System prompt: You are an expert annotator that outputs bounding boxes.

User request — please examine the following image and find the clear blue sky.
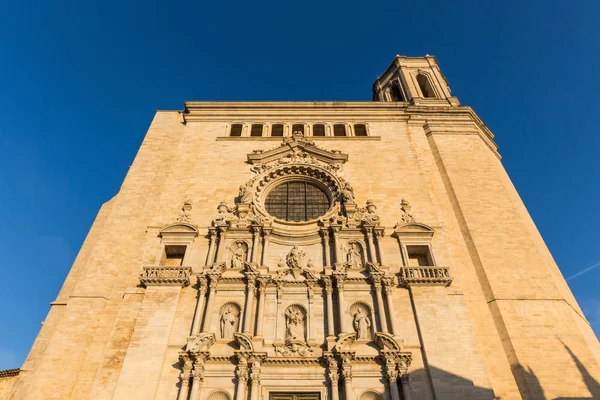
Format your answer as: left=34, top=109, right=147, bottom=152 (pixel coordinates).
left=1, top=1, right=599, bottom=370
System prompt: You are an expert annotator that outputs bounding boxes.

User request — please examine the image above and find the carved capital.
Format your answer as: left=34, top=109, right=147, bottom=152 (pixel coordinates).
left=341, top=354, right=353, bottom=383
left=382, top=277, right=396, bottom=294
left=335, top=277, right=345, bottom=291
left=326, top=356, right=339, bottom=384
left=371, top=275, right=382, bottom=289
left=322, top=276, right=333, bottom=294
left=197, top=276, right=208, bottom=294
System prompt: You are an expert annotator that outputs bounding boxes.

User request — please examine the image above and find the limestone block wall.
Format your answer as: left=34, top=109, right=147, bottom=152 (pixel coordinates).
left=11, top=102, right=600, bottom=400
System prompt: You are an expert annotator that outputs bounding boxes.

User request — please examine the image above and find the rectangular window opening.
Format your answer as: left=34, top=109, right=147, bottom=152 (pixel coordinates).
left=292, top=124, right=305, bottom=135
left=354, top=124, right=367, bottom=136
left=250, top=124, right=263, bottom=137
left=406, top=245, right=433, bottom=267
left=230, top=124, right=243, bottom=137
left=271, top=124, right=284, bottom=136
left=333, top=124, right=346, bottom=136
left=312, top=124, right=325, bottom=136
left=160, top=245, right=187, bottom=266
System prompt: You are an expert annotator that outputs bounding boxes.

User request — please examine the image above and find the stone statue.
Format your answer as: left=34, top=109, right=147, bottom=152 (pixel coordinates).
left=341, top=181, right=355, bottom=203
left=286, top=245, right=305, bottom=269
left=231, top=243, right=246, bottom=269
left=177, top=201, right=192, bottom=223
left=347, top=243, right=363, bottom=269
left=353, top=308, right=371, bottom=339
left=220, top=306, right=237, bottom=339
left=238, top=182, right=253, bottom=203
left=285, top=307, right=305, bottom=341
left=399, top=199, right=415, bottom=223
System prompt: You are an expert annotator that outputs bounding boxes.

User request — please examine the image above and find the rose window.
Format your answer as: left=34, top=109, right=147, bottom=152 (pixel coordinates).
left=265, top=181, right=330, bottom=222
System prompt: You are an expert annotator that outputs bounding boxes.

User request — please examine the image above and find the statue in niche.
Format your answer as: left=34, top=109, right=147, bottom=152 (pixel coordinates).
left=353, top=308, right=371, bottom=339
left=231, top=243, right=246, bottom=269
left=286, top=245, right=305, bottom=270
left=347, top=243, right=363, bottom=269
left=285, top=307, right=305, bottom=341
left=220, top=306, right=237, bottom=339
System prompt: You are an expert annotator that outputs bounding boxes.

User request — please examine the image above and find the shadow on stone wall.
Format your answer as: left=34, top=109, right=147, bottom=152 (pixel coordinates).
left=512, top=342, right=600, bottom=400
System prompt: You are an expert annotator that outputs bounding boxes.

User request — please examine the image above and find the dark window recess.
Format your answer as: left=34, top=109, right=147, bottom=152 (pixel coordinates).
left=354, top=124, right=367, bottom=136
left=160, top=245, right=187, bottom=266
left=250, top=124, right=263, bottom=137
left=333, top=124, right=346, bottom=136
left=271, top=124, right=284, bottom=136
left=312, top=124, right=325, bottom=136
left=390, top=84, right=404, bottom=101
left=230, top=124, right=243, bottom=137
left=292, top=124, right=305, bottom=134
left=417, top=74, right=436, bottom=98
left=265, top=181, right=330, bottom=222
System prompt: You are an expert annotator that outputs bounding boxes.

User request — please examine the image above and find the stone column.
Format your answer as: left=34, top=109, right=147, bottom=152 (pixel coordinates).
left=382, top=277, right=399, bottom=336
left=335, top=275, right=350, bottom=333
left=206, top=228, right=217, bottom=266
left=189, top=359, right=205, bottom=400
left=251, top=226, right=261, bottom=264
left=332, top=227, right=342, bottom=264
left=177, top=355, right=193, bottom=400
left=365, top=229, right=377, bottom=264
left=191, top=277, right=208, bottom=335
left=275, top=282, right=284, bottom=344
left=400, top=375, right=412, bottom=400
left=255, top=277, right=268, bottom=337
left=322, top=229, right=331, bottom=266
left=326, top=356, right=340, bottom=400
left=235, top=356, right=249, bottom=400
left=384, top=356, right=400, bottom=400
left=249, top=359, right=261, bottom=400
left=306, top=281, right=315, bottom=342
left=323, top=277, right=335, bottom=337
left=243, top=275, right=258, bottom=334
left=216, top=227, right=228, bottom=263
left=372, top=276, right=388, bottom=333
left=201, top=275, right=219, bottom=332
left=374, top=229, right=385, bottom=265
left=261, top=229, right=272, bottom=265
left=341, top=355, right=353, bottom=400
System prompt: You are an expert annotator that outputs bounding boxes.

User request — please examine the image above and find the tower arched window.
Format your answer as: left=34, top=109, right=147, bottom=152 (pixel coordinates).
left=389, top=83, right=404, bottom=101
left=417, top=74, right=436, bottom=98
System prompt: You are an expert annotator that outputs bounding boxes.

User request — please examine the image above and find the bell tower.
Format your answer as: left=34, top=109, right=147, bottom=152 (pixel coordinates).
left=372, top=55, right=460, bottom=106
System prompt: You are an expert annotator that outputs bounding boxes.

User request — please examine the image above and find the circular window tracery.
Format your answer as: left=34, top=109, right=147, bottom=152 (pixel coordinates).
left=265, top=181, right=331, bottom=222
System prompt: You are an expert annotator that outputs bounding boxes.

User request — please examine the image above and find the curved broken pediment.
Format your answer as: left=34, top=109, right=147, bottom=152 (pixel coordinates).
left=160, top=222, right=199, bottom=236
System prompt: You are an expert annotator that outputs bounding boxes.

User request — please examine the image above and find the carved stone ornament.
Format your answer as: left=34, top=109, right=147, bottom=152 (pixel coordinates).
left=177, top=201, right=193, bottom=223
left=274, top=340, right=316, bottom=357
left=275, top=246, right=320, bottom=281
left=341, top=199, right=381, bottom=229
left=139, top=266, right=192, bottom=287
left=395, top=198, right=415, bottom=226
left=186, top=333, right=216, bottom=353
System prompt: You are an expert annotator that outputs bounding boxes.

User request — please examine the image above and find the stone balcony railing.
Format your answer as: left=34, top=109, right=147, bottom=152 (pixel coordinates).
left=399, top=266, right=452, bottom=287
left=139, top=266, right=192, bottom=287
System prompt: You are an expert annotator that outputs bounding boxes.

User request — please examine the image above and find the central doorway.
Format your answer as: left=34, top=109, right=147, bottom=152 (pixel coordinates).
left=269, top=393, right=320, bottom=400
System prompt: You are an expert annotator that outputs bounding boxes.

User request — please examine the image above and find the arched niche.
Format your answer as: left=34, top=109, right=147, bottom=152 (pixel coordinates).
left=349, top=301, right=374, bottom=341
left=416, top=72, right=436, bottom=98
left=359, top=390, right=383, bottom=400
left=284, top=304, right=307, bottom=342
left=228, top=240, right=250, bottom=269
left=343, top=240, right=366, bottom=270
left=206, top=390, right=232, bottom=400
left=219, top=302, right=241, bottom=340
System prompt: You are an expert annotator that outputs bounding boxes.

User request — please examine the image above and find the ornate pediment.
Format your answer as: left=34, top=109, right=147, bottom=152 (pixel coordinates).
left=247, top=132, right=348, bottom=166
left=375, top=332, right=404, bottom=352
left=186, top=333, right=215, bottom=353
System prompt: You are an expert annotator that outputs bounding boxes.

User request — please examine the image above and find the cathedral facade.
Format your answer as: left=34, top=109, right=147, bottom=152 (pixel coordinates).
left=7, top=56, right=600, bottom=400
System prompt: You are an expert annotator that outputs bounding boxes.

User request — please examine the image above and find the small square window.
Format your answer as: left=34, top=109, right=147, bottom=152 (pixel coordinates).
left=406, top=245, right=433, bottom=267
left=313, top=124, right=325, bottom=136
left=292, top=124, right=304, bottom=135
left=333, top=124, right=346, bottom=137
left=230, top=124, right=243, bottom=137
left=271, top=124, right=284, bottom=136
left=250, top=124, right=263, bottom=137
left=354, top=124, right=367, bottom=136
left=160, top=245, right=187, bottom=266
